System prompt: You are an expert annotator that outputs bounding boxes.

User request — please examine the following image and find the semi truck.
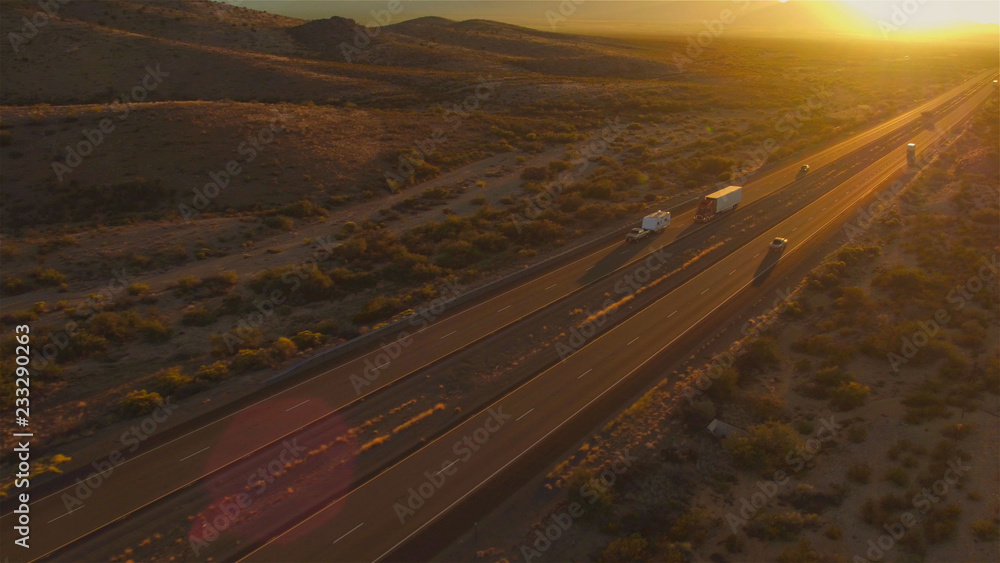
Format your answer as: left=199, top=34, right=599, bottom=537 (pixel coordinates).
left=625, top=211, right=671, bottom=242
left=906, top=143, right=916, bottom=166
left=694, top=185, right=742, bottom=222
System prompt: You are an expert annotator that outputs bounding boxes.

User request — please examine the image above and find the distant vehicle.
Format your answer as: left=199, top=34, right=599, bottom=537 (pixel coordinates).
left=906, top=143, right=916, bottom=166
left=800, top=164, right=810, bottom=173
left=994, top=79, right=998, bottom=87
left=641, top=210, right=671, bottom=232
left=769, top=237, right=788, bottom=252
left=625, top=227, right=651, bottom=243
left=695, top=185, right=742, bottom=222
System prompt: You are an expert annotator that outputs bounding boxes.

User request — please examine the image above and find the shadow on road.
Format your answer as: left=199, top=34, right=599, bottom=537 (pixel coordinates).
left=752, top=251, right=783, bottom=286
left=578, top=235, right=658, bottom=284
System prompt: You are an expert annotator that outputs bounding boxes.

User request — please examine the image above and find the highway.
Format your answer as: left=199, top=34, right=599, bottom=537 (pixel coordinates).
left=4, top=69, right=994, bottom=562
left=241, top=78, right=997, bottom=562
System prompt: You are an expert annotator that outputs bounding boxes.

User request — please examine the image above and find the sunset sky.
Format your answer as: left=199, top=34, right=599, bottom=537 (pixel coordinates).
left=229, top=1, right=1000, bottom=37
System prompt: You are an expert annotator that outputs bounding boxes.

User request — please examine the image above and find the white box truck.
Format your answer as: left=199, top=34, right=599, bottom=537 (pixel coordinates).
left=695, top=185, right=742, bottom=222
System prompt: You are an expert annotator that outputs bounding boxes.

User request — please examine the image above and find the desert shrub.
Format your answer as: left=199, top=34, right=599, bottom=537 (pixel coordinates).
left=421, top=186, right=450, bottom=201
left=903, top=388, right=950, bottom=423
left=196, top=361, right=230, bottom=381
left=231, top=348, right=271, bottom=373
left=830, top=381, right=870, bottom=410
left=118, top=390, right=163, bottom=418
left=847, top=426, right=868, bottom=443
left=747, top=511, right=819, bottom=541
left=201, top=271, right=239, bottom=295
left=724, top=534, right=745, bottom=553
left=667, top=509, right=712, bottom=546
left=127, top=283, right=151, bottom=296
left=574, top=203, right=615, bottom=222
left=182, top=306, right=217, bottom=326
left=139, top=316, right=172, bottom=343
left=776, top=539, right=823, bottom=563
left=941, top=423, right=973, bottom=440
left=791, top=333, right=851, bottom=365
left=847, top=461, right=872, bottom=483
left=291, top=331, right=324, bottom=350
left=706, top=366, right=740, bottom=402
left=598, top=534, right=650, bottom=563
left=725, top=422, right=803, bottom=473
left=923, top=503, right=962, bottom=543
left=971, top=519, right=1000, bottom=541
left=248, top=265, right=333, bottom=302
left=270, top=337, right=297, bottom=361
left=151, top=367, right=194, bottom=396
left=871, top=266, right=936, bottom=297
left=687, top=398, right=716, bottom=425
left=355, top=295, right=407, bottom=324
left=516, top=219, right=564, bottom=247
left=836, top=245, right=880, bottom=266
left=89, top=311, right=136, bottom=342
left=2, top=276, right=25, bottom=295
left=834, top=286, right=870, bottom=310
left=743, top=392, right=786, bottom=421
left=264, top=215, right=295, bottom=230
left=565, top=466, right=612, bottom=509
left=62, top=332, right=109, bottom=361
left=174, top=275, right=201, bottom=295
left=520, top=166, right=548, bottom=181
left=330, top=266, right=378, bottom=289
left=278, top=199, right=328, bottom=218
left=734, top=337, right=779, bottom=376
left=885, top=466, right=908, bottom=487
left=1, top=309, right=37, bottom=325
left=434, top=240, right=482, bottom=269
left=34, top=267, right=66, bottom=286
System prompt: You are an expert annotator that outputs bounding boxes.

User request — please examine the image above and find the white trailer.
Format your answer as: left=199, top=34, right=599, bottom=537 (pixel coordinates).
left=641, top=210, right=671, bottom=232
left=695, top=185, right=743, bottom=222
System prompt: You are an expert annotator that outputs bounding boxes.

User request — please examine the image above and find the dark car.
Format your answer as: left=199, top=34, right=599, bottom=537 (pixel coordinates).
left=800, top=164, right=810, bottom=173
